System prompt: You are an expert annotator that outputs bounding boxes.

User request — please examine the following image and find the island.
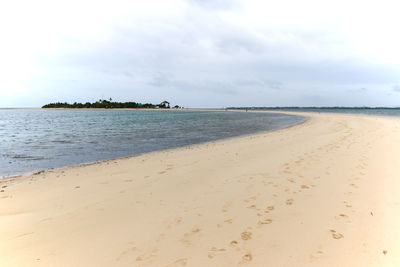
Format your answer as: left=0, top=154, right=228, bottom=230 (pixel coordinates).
left=42, top=99, right=181, bottom=109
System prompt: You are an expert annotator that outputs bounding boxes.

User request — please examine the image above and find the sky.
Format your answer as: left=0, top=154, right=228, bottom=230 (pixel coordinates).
left=1, top=0, right=400, bottom=108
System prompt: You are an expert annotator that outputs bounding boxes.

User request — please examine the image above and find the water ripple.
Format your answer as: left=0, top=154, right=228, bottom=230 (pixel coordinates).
left=0, top=110, right=305, bottom=177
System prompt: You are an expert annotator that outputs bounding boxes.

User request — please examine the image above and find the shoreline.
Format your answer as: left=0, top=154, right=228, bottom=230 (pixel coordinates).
left=3, top=107, right=400, bottom=119
left=1, top=112, right=400, bottom=266
left=0, top=110, right=307, bottom=181
left=4, top=107, right=399, bottom=182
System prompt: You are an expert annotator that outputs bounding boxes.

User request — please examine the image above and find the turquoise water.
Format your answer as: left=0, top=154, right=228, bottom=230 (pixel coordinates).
left=0, top=110, right=305, bottom=177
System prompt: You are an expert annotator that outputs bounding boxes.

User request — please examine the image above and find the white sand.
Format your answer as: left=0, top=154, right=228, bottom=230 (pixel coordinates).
left=1, top=111, right=400, bottom=266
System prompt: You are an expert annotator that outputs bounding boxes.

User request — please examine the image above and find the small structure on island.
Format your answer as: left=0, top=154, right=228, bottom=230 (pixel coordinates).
left=159, top=101, right=170, bottom=108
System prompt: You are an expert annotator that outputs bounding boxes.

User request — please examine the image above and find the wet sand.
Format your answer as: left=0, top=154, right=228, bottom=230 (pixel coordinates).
left=1, top=111, right=400, bottom=266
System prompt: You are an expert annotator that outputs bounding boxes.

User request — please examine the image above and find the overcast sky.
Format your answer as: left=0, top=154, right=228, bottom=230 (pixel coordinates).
left=1, top=0, right=400, bottom=108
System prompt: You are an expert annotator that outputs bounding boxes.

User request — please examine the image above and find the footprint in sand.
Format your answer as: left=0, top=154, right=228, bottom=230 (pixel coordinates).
left=39, top=217, right=53, bottom=223
left=181, top=227, right=201, bottom=245
left=230, top=240, right=239, bottom=246
left=266, top=205, right=274, bottom=211
left=15, top=232, right=34, bottom=239
left=241, top=232, right=252, bottom=241
left=224, top=219, right=233, bottom=224
left=350, top=183, right=358, bottom=188
left=344, top=203, right=352, bottom=208
left=156, top=233, right=166, bottom=242
left=184, top=227, right=201, bottom=237
left=301, top=185, right=310, bottom=189
left=229, top=240, right=242, bottom=251
left=167, top=216, right=182, bottom=229
left=221, top=201, right=232, bottom=212
left=208, top=247, right=226, bottom=259
left=135, top=247, right=158, bottom=262
left=167, top=258, right=188, bottom=266
left=330, top=230, right=344, bottom=239
left=116, top=247, right=137, bottom=261
left=258, top=218, right=272, bottom=225
left=309, top=250, right=324, bottom=260
left=286, top=199, right=294, bottom=205
left=241, top=253, right=253, bottom=262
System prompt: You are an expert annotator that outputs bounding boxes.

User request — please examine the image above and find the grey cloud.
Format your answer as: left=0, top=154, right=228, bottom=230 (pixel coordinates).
left=393, top=85, right=400, bottom=92
left=149, top=73, right=237, bottom=95
left=186, top=0, right=240, bottom=10
left=265, top=80, right=283, bottom=90
left=42, top=11, right=400, bottom=88
left=216, top=35, right=267, bottom=55
left=150, top=73, right=172, bottom=87
left=233, top=79, right=284, bottom=90
left=345, top=87, right=368, bottom=93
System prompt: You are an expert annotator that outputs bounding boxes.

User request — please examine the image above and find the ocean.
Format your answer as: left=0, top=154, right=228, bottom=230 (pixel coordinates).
left=0, top=109, right=305, bottom=178
left=256, top=107, right=400, bottom=117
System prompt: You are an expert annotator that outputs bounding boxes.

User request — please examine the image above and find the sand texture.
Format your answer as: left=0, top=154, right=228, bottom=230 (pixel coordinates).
left=1, top=112, right=400, bottom=266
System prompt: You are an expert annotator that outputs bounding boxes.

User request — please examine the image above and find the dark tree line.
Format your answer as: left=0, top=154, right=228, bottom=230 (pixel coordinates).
left=42, top=99, right=180, bottom=109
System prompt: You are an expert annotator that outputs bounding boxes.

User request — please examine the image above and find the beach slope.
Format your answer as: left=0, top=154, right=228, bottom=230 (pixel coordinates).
left=1, top=112, right=400, bottom=266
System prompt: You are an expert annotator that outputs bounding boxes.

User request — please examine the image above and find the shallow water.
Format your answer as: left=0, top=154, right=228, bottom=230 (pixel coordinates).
left=0, top=110, right=305, bottom=177
left=259, top=107, right=400, bottom=117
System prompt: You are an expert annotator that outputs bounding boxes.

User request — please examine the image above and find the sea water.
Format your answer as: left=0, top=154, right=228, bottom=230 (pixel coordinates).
left=259, top=107, right=400, bottom=117
left=0, top=109, right=305, bottom=177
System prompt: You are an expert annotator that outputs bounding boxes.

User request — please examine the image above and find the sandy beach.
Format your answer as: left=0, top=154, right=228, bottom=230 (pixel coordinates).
left=1, top=111, right=400, bottom=266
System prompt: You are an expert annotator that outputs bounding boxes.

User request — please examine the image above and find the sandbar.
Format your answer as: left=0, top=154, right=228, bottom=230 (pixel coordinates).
left=1, top=111, right=400, bottom=266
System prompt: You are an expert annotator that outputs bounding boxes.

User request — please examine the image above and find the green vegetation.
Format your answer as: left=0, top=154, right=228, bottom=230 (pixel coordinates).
left=42, top=99, right=181, bottom=109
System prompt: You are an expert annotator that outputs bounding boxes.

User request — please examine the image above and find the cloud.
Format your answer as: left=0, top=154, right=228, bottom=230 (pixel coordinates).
left=186, top=0, right=240, bottom=10
left=393, top=85, right=400, bottom=92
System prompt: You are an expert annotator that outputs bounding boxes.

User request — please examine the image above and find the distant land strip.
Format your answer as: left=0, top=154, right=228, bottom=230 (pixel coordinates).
left=42, top=99, right=181, bottom=109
